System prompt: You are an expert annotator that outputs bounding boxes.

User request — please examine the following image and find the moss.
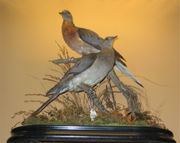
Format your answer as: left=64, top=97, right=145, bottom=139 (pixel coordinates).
left=21, top=109, right=162, bottom=128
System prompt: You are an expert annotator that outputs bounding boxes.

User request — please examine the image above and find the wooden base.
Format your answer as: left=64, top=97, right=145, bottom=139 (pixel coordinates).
left=7, top=125, right=176, bottom=143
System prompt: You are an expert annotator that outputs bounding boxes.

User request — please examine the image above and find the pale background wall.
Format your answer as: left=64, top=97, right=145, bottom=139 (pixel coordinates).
left=0, top=0, right=179, bottom=142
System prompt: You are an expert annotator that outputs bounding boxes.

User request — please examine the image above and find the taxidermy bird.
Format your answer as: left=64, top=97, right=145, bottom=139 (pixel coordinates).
left=32, top=36, right=116, bottom=116
left=59, top=10, right=143, bottom=87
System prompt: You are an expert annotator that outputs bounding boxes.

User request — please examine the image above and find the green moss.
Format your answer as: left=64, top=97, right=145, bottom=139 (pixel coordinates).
left=134, top=120, right=149, bottom=126
left=22, top=113, right=154, bottom=127
left=20, top=104, right=163, bottom=128
left=23, top=117, right=45, bottom=125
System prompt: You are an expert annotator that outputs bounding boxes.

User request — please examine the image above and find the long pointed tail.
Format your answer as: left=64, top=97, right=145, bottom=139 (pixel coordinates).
left=32, top=85, right=68, bottom=116
left=115, top=60, right=144, bottom=87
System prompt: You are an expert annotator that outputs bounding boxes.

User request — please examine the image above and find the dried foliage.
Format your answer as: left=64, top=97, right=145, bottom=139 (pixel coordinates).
left=12, top=44, right=165, bottom=129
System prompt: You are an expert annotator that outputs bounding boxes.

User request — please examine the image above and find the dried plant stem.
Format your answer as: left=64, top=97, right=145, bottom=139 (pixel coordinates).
left=107, top=76, right=116, bottom=109
left=52, top=57, right=80, bottom=64
left=109, top=70, right=141, bottom=113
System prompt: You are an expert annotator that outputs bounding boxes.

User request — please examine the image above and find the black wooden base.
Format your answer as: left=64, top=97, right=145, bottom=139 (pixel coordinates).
left=7, top=125, right=176, bottom=143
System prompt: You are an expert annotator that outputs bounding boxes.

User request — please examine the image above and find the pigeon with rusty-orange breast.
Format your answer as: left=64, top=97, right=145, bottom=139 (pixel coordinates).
left=59, top=10, right=143, bottom=87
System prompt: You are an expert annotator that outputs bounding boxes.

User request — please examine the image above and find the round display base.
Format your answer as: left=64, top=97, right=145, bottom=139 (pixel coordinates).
left=7, top=125, right=176, bottom=143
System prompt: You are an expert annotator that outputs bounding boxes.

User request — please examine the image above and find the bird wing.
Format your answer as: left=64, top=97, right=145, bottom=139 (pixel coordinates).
left=114, top=50, right=127, bottom=67
left=78, top=28, right=126, bottom=64
left=114, top=49, right=126, bottom=62
left=77, top=28, right=104, bottom=50
left=66, top=53, right=97, bottom=75
left=47, top=54, right=97, bottom=96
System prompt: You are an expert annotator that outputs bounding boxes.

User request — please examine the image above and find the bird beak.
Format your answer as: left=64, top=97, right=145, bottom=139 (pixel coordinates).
left=113, top=35, right=118, bottom=39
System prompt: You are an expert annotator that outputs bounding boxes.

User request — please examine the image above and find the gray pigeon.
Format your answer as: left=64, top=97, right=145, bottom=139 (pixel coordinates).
left=32, top=36, right=116, bottom=116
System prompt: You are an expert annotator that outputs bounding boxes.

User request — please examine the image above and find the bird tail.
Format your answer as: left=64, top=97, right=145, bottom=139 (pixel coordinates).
left=32, top=83, right=68, bottom=116
left=115, top=60, right=144, bottom=87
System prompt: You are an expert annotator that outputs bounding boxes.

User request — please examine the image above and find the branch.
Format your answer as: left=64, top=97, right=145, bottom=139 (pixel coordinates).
left=51, top=57, right=80, bottom=64
left=108, top=70, right=141, bottom=113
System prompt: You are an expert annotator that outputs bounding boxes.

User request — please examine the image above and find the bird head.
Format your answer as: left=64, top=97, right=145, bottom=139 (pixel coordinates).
left=59, top=10, right=73, bottom=22
left=104, top=36, right=118, bottom=47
